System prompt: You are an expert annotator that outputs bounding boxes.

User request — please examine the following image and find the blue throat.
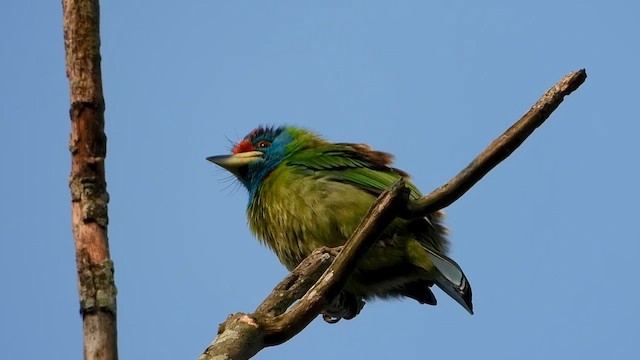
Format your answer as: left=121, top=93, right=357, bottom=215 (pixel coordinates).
left=243, top=129, right=294, bottom=203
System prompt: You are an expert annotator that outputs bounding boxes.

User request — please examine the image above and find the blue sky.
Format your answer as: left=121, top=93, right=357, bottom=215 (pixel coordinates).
left=1, top=1, right=639, bottom=359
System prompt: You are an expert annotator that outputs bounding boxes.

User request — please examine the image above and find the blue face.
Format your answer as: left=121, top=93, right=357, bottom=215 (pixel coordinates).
left=234, top=126, right=294, bottom=195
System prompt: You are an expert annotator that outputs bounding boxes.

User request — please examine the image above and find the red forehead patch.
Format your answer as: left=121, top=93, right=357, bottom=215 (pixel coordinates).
left=232, top=139, right=255, bottom=154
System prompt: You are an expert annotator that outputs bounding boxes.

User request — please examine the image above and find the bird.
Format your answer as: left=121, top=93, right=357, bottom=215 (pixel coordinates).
left=207, top=125, right=473, bottom=320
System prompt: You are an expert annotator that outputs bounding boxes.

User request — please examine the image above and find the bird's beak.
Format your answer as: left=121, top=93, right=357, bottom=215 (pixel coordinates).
left=206, top=151, right=263, bottom=177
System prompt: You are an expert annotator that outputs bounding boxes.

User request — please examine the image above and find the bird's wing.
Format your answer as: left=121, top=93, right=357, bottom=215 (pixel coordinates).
left=287, top=143, right=449, bottom=253
left=287, top=143, right=422, bottom=199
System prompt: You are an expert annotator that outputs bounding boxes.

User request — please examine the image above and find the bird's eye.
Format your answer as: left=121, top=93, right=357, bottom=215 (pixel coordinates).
left=256, top=140, right=271, bottom=149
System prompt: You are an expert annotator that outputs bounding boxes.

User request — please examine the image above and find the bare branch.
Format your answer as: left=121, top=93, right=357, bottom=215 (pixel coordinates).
left=199, top=69, right=587, bottom=360
left=255, top=249, right=335, bottom=318
left=63, top=0, right=118, bottom=359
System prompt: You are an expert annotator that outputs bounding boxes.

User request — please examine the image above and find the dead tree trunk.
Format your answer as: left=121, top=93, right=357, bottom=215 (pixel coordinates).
left=62, top=1, right=118, bottom=359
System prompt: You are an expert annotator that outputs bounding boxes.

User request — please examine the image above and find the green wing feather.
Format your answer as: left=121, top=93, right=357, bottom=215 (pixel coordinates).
left=286, top=143, right=422, bottom=199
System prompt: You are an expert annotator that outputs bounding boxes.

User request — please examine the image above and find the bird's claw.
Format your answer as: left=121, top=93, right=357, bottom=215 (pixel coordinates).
left=322, top=313, right=342, bottom=324
left=321, top=291, right=365, bottom=324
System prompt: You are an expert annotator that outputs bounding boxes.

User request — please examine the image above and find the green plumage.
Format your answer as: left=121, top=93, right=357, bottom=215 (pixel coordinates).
left=208, top=126, right=473, bottom=317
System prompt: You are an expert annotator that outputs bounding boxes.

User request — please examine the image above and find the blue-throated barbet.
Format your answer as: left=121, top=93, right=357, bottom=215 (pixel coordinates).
left=207, top=126, right=473, bottom=317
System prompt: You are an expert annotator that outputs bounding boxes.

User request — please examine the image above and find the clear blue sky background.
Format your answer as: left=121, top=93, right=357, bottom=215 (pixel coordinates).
left=1, top=1, right=638, bottom=359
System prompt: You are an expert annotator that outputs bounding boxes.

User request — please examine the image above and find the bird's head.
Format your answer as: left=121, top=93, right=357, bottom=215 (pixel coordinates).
left=207, top=125, right=317, bottom=193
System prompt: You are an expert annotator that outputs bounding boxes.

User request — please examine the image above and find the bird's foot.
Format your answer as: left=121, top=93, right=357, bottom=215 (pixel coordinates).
left=321, top=291, right=365, bottom=324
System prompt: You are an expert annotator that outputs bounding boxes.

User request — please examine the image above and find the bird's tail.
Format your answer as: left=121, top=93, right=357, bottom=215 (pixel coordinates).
left=424, top=247, right=474, bottom=314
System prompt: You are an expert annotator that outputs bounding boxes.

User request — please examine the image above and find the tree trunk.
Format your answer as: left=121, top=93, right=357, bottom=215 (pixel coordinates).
left=62, top=1, right=118, bottom=359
